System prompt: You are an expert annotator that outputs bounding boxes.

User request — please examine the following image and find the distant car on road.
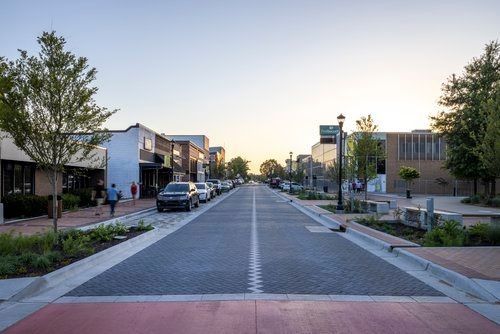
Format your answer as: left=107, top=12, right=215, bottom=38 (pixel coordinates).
left=157, top=182, right=200, bottom=212
left=195, top=182, right=211, bottom=203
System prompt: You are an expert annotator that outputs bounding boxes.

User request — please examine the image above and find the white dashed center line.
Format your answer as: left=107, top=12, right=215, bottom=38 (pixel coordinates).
left=248, top=187, right=263, bottom=293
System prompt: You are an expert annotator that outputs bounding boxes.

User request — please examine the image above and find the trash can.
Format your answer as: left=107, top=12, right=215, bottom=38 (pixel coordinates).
left=323, top=186, right=328, bottom=193
left=48, top=195, right=62, bottom=218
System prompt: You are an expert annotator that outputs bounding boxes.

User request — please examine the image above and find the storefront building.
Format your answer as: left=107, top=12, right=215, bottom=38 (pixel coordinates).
left=0, top=132, right=106, bottom=200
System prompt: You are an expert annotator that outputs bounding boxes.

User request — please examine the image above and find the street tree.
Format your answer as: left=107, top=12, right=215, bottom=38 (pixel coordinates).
left=210, top=160, right=226, bottom=179
left=227, top=156, right=250, bottom=179
left=0, top=31, right=116, bottom=233
left=260, top=159, right=285, bottom=179
left=399, top=166, right=420, bottom=198
left=480, top=86, right=500, bottom=195
left=350, top=114, right=384, bottom=200
left=431, top=40, right=500, bottom=195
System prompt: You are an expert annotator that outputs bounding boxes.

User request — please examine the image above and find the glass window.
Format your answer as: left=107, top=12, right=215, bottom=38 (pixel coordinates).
left=14, top=164, right=22, bottom=194
left=426, top=135, right=432, bottom=160
left=398, top=134, right=405, bottom=160
left=433, top=135, right=440, bottom=160
left=3, top=162, right=13, bottom=195
left=24, top=165, right=33, bottom=194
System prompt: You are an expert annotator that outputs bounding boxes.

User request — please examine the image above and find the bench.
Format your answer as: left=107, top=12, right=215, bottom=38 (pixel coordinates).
left=403, top=207, right=463, bottom=230
left=361, top=200, right=390, bottom=214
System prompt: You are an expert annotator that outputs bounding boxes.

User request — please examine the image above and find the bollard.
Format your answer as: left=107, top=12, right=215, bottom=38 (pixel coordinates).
left=426, top=198, right=434, bottom=231
left=0, top=203, right=3, bottom=224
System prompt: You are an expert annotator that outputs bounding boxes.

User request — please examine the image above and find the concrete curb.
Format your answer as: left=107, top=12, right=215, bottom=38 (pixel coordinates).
left=272, top=190, right=341, bottom=230
left=79, top=207, right=156, bottom=231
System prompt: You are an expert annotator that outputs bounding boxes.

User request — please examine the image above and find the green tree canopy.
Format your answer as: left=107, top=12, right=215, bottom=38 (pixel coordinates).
left=431, top=40, right=499, bottom=195
left=0, top=31, right=116, bottom=232
left=259, top=159, right=285, bottom=178
left=227, top=156, right=250, bottom=179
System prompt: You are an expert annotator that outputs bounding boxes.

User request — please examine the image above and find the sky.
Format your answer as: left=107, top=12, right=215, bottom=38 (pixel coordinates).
left=1, top=1, right=499, bottom=173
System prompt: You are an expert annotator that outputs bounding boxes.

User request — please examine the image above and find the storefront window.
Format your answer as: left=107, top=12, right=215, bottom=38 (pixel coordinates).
left=1, top=161, right=35, bottom=196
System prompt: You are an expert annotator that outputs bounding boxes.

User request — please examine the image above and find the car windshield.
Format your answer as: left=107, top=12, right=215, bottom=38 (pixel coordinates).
left=195, top=183, right=206, bottom=189
left=164, top=183, right=189, bottom=192
left=207, top=179, right=220, bottom=184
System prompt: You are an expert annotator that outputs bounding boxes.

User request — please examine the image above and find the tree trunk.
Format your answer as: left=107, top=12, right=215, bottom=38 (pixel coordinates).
left=491, top=179, right=496, bottom=197
left=473, top=179, right=477, bottom=195
left=52, top=169, right=58, bottom=233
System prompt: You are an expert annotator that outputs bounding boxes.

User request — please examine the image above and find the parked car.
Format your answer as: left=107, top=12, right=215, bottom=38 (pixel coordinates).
left=282, top=182, right=304, bottom=192
left=206, top=181, right=217, bottom=198
left=220, top=181, right=231, bottom=192
left=270, top=178, right=281, bottom=188
left=195, top=182, right=211, bottom=203
left=206, top=179, right=222, bottom=195
left=157, top=182, right=200, bottom=212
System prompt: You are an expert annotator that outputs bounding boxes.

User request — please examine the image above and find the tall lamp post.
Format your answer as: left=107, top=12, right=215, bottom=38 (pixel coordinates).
left=170, top=140, right=175, bottom=183
left=336, top=114, right=345, bottom=212
left=289, top=151, right=293, bottom=194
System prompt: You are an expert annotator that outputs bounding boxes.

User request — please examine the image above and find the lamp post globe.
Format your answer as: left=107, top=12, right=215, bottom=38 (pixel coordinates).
left=336, top=114, right=345, bottom=212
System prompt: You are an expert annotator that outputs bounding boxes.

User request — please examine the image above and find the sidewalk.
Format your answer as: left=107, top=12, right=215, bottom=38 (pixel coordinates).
left=0, top=199, right=156, bottom=236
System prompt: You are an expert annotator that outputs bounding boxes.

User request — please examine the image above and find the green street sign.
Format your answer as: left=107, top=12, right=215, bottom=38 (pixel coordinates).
left=320, top=125, right=339, bottom=136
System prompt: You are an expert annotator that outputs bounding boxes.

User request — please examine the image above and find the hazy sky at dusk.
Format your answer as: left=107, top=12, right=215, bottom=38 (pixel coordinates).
left=1, top=1, right=499, bottom=172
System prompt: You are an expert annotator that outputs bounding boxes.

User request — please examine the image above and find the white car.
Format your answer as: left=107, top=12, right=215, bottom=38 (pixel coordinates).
left=282, top=182, right=303, bottom=192
left=195, top=183, right=211, bottom=202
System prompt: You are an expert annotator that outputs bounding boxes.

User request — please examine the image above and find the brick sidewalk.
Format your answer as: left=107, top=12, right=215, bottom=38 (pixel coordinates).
left=0, top=199, right=156, bottom=235
left=407, top=247, right=500, bottom=281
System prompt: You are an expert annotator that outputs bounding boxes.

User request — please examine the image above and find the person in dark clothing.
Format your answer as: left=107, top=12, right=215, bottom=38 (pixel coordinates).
left=92, top=179, right=106, bottom=216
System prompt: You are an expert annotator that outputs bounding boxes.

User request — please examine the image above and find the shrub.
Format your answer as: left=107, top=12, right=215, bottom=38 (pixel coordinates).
left=32, top=254, right=52, bottom=271
left=62, top=235, right=93, bottom=258
left=491, top=196, right=500, bottom=207
left=470, top=195, right=481, bottom=204
left=110, top=222, right=129, bottom=235
left=3, top=194, right=48, bottom=219
left=0, top=255, right=19, bottom=276
left=137, top=220, right=154, bottom=232
left=62, top=193, right=80, bottom=211
left=18, top=252, right=38, bottom=267
left=461, top=197, right=471, bottom=204
left=67, top=188, right=96, bottom=207
left=423, top=220, right=465, bottom=247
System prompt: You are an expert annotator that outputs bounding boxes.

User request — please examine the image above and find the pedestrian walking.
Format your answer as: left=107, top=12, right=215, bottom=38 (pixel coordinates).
left=107, top=183, right=119, bottom=217
left=356, top=180, right=362, bottom=193
left=92, top=179, right=106, bottom=216
left=130, top=181, right=138, bottom=206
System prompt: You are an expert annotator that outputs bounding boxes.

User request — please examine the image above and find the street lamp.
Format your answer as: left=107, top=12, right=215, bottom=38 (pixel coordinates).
left=336, top=113, right=345, bottom=212
left=170, top=139, right=175, bottom=183
left=289, top=151, right=293, bottom=194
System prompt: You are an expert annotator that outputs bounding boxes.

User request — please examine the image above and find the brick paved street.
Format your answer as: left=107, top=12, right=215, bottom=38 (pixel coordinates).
left=68, top=185, right=440, bottom=296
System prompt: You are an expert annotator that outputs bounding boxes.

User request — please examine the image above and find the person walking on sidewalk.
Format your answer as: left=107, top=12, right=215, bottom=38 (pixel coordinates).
left=92, top=179, right=106, bottom=216
left=107, top=184, right=119, bottom=217
left=130, top=181, right=138, bottom=206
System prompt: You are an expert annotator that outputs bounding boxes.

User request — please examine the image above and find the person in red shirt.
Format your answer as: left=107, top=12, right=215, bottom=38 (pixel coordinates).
left=130, top=181, right=138, bottom=206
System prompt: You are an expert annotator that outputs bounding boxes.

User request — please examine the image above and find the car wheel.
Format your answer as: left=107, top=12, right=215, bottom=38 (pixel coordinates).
left=157, top=207, right=164, bottom=212
left=186, top=200, right=192, bottom=211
